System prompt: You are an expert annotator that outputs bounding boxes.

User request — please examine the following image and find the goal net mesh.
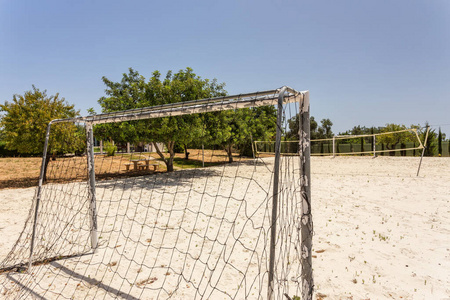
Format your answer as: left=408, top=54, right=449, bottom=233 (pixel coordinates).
left=256, top=128, right=423, bottom=157
left=0, top=89, right=312, bottom=300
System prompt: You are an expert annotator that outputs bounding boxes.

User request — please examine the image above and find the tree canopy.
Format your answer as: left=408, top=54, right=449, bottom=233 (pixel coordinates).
left=0, top=86, right=83, bottom=156
left=287, top=115, right=333, bottom=140
left=374, top=123, right=418, bottom=154
left=97, top=67, right=227, bottom=171
left=207, top=106, right=277, bottom=162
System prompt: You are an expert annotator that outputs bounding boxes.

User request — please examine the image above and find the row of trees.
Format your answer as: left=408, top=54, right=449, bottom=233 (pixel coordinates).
left=0, top=68, right=279, bottom=173
left=1, top=68, right=449, bottom=170
left=335, top=123, right=446, bottom=156
left=286, top=117, right=448, bottom=156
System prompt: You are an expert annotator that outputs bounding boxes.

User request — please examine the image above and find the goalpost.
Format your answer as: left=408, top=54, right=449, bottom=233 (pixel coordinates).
left=0, top=87, right=313, bottom=300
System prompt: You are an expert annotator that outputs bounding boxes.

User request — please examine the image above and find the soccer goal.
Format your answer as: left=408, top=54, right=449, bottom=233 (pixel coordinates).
left=0, top=87, right=313, bottom=300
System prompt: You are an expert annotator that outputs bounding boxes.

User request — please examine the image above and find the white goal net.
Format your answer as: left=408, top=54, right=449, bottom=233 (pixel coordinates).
left=0, top=87, right=313, bottom=300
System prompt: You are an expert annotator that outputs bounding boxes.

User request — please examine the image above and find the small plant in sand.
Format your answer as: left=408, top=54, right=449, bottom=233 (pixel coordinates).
left=104, top=141, right=117, bottom=156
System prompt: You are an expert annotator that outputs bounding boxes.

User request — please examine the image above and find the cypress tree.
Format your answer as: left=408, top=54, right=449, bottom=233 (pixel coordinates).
left=438, top=127, right=442, bottom=156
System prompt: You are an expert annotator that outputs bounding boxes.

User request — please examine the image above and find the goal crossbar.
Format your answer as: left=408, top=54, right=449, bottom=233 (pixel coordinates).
left=50, top=87, right=304, bottom=125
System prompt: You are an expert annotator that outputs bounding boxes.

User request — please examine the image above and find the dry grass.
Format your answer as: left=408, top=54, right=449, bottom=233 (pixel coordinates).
left=0, top=149, right=249, bottom=190
left=0, top=157, right=42, bottom=189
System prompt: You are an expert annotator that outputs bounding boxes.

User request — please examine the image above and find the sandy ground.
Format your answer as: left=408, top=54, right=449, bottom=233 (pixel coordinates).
left=0, top=156, right=449, bottom=299
left=311, top=157, right=449, bottom=299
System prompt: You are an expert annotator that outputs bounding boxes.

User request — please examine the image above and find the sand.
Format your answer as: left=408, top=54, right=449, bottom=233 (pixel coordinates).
left=0, top=156, right=449, bottom=299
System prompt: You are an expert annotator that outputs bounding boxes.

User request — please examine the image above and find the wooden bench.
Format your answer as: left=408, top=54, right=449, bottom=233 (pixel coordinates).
left=148, top=163, right=159, bottom=171
left=138, top=163, right=159, bottom=171
left=126, top=158, right=159, bottom=172
left=125, top=162, right=145, bottom=171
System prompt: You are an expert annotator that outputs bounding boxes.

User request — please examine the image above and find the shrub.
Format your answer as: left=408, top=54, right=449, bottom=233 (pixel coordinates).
left=0, top=141, right=19, bottom=157
left=104, top=141, right=117, bottom=156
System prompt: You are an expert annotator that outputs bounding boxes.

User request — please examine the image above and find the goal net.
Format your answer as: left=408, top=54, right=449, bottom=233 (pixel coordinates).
left=0, top=87, right=313, bottom=300
left=256, top=128, right=424, bottom=157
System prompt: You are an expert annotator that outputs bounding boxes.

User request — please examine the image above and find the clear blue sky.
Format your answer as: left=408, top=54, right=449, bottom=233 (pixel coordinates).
left=1, top=0, right=449, bottom=136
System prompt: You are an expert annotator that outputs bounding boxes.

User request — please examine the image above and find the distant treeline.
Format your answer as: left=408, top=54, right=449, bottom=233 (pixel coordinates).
left=286, top=116, right=449, bottom=157
left=1, top=78, right=448, bottom=160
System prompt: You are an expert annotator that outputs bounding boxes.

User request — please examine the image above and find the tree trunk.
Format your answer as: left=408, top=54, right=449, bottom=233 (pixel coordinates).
left=43, top=154, right=51, bottom=183
left=225, top=144, right=233, bottom=163
left=152, top=141, right=175, bottom=172
left=184, top=144, right=189, bottom=160
left=360, top=137, right=364, bottom=156
left=167, top=141, right=175, bottom=171
left=388, top=145, right=396, bottom=156
left=167, top=156, right=174, bottom=172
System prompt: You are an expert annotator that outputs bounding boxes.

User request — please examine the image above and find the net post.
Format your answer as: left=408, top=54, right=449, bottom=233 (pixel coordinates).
left=28, top=122, right=52, bottom=271
left=417, top=126, right=430, bottom=177
left=299, top=91, right=313, bottom=300
left=373, top=135, right=377, bottom=158
left=267, top=87, right=286, bottom=300
left=86, top=122, right=98, bottom=251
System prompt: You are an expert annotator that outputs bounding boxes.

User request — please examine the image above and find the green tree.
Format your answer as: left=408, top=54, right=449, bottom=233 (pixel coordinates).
left=286, top=115, right=324, bottom=140
left=310, top=117, right=319, bottom=139
left=421, top=123, right=437, bottom=157
left=0, top=86, right=82, bottom=155
left=98, top=68, right=227, bottom=171
left=376, top=124, right=415, bottom=156
left=0, top=86, right=83, bottom=179
left=209, top=106, right=277, bottom=162
left=318, top=118, right=333, bottom=139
